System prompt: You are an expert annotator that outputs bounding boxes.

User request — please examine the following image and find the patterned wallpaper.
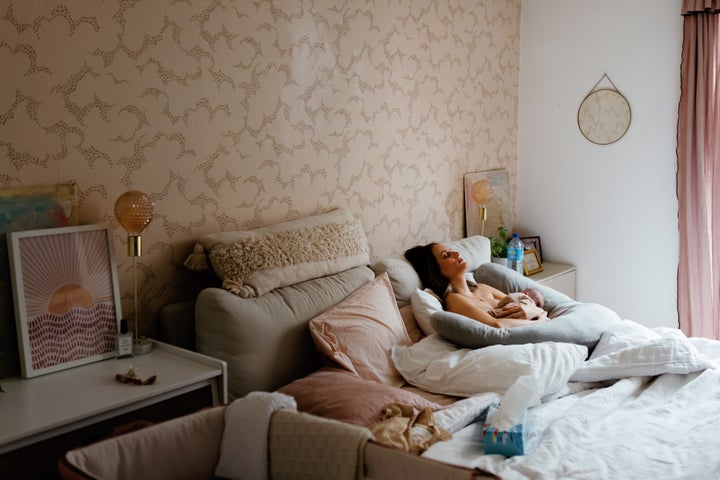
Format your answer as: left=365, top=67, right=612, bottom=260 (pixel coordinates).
left=0, top=0, right=520, bottom=338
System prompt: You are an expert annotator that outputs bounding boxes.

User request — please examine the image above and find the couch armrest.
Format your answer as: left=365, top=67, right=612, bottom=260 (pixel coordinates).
left=158, top=300, right=196, bottom=350
left=60, top=407, right=224, bottom=480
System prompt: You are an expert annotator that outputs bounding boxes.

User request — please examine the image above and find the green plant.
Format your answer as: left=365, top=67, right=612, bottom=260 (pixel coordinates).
left=488, top=225, right=510, bottom=258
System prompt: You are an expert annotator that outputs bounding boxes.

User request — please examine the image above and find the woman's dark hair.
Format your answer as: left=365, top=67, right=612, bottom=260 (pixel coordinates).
left=404, top=243, right=450, bottom=299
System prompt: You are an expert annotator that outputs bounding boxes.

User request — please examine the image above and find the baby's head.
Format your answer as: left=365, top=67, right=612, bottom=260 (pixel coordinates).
left=522, top=288, right=545, bottom=308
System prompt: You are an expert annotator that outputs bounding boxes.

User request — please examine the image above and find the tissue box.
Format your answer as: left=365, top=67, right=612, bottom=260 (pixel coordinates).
left=482, top=402, right=527, bottom=457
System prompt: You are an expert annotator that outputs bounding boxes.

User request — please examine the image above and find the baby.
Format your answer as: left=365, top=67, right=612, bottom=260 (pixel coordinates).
left=490, top=288, right=547, bottom=321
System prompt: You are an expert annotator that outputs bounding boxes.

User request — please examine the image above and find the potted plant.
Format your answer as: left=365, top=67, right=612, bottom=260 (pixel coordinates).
left=488, top=225, right=510, bottom=267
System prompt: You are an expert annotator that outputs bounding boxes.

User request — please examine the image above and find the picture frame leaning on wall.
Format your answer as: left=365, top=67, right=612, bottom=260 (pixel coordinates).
left=7, top=224, right=122, bottom=378
left=520, top=236, right=543, bottom=263
left=523, top=248, right=543, bottom=276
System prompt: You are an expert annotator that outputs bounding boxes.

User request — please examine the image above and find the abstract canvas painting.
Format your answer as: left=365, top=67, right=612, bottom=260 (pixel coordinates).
left=464, top=169, right=511, bottom=239
left=8, top=224, right=121, bottom=378
left=0, top=184, right=77, bottom=379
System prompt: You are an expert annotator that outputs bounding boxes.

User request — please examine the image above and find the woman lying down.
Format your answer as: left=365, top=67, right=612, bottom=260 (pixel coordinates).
left=405, top=242, right=547, bottom=328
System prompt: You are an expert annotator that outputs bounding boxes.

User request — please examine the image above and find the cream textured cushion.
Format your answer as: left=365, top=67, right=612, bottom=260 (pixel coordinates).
left=186, top=208, right=370, bottom=297
left=309, top=273, right=413, bottom=386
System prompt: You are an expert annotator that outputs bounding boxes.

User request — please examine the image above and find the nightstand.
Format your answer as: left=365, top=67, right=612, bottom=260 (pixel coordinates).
left=0, top=339, right=227, bottom=478
left=529, top=261, right=576, bottom=298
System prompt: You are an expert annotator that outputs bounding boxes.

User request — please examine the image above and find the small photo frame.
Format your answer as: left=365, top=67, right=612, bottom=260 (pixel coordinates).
left=524, top=248, right=543, bottom=276
left=8, top=224, right=122, bottom=378
left=520, top=236, right=543, bottom=263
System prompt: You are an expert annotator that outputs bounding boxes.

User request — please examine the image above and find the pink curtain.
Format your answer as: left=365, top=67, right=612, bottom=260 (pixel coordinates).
left=678, top=1, right=720, bottom=338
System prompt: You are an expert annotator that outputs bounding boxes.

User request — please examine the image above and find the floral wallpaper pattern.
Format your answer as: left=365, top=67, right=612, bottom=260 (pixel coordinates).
left=0, top=0, right=520, bottom=338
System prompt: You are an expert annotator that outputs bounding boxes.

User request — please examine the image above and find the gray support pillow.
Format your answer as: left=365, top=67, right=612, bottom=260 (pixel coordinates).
left=430, top=263, right=621, bottom=350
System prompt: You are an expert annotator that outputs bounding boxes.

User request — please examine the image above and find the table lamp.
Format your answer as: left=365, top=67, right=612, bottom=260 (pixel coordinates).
left=114, top=190, right=154, bottom=355
left=470, top=180, right=494, bottom=236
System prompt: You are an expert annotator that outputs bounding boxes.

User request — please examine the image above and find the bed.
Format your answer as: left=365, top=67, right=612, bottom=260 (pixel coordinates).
left=61, top=208, right=720, bottom=479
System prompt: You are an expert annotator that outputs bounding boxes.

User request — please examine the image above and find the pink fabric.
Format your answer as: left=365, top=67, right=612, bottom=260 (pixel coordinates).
left=308, top=273, right=413, bottom=386
left=678, top=9, right=720, bottom=339
left=399, top=304, right=425, bottom=343
left=683, top=0, right=720, bottom=14
left=278, top=367, right=446, bottom=426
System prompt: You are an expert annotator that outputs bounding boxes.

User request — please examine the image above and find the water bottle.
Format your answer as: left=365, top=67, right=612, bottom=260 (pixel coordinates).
left=507, top=233, right=525, bottom=275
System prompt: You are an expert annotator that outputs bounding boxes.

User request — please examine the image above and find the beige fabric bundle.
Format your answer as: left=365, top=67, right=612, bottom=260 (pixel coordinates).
left=370, top=402, right=451, bottom=453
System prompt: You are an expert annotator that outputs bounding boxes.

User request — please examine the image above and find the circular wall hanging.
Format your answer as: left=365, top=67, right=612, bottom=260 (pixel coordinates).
left=577, top=74, right=631, bottom=145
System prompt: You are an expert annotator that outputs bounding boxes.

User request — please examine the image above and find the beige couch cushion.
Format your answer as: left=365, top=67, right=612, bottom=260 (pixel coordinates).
left=195, top=265, right=375, bottom=400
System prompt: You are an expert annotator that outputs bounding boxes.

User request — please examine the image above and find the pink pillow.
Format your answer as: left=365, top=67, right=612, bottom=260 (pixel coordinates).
left=399, top=304, right=424, bottom=343
left=309, top=273, right=412, bottom=386
left=278, top=368, right=443, bottom=426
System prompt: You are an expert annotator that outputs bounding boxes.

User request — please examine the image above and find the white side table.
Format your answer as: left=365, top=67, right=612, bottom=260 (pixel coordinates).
left=0, top=340, right=226, bottom=455
left=529, top=261, right=576, bottom=298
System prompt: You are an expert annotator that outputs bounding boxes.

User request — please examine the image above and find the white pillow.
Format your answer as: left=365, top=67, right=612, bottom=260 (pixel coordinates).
left=570, top=320, right=714, bottom=382
left=392, top=334, right=587, bottom=401
left=410, top=288, right=443, bottom=336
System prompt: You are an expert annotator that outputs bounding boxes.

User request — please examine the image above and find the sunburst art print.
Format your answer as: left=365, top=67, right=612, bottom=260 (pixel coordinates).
left=8, top=225, right=121, bottom=378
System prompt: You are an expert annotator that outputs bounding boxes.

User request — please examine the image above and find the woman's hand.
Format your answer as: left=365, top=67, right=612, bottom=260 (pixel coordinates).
left=499, top=304, right=526, bottom=319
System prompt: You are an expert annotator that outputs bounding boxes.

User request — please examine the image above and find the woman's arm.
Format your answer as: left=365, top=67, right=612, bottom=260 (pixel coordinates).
left=445, top=294, right=547, bottom=328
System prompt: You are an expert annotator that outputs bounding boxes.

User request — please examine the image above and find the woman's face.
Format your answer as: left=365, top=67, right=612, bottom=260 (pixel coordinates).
left=431, top=244, right=467, bottom=281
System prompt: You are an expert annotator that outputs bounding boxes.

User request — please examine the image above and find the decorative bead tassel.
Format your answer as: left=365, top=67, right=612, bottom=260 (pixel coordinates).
left=183, top=244, right=209, bottom=271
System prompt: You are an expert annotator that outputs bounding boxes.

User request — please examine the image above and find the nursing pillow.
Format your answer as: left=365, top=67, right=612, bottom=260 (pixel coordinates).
left=430, top=263, right=621, bottom=350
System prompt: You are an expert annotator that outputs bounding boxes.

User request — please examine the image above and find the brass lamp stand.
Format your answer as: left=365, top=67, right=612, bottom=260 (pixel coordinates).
left=114, top=190, right=154, bottom=355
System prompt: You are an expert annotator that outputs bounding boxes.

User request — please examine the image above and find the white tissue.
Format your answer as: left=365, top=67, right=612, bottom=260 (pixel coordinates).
left=490, top=374, right=539, bottom=430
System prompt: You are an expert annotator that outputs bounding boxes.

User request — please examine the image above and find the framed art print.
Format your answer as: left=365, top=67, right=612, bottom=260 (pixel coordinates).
left=520, top=236, right=543, bottom=263
left=464, top=169, right=511, bottom=238
left=523, top=248, right=544, bottom=276
left=7, top=224, right=121, bottom=378
left=0, top=183, right=77, bottom=378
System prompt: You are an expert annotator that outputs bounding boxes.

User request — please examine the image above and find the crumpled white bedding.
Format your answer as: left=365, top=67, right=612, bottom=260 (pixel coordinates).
left=570, top=320, right=715, bottom=382
left=403, top=320, right=720, bottom=479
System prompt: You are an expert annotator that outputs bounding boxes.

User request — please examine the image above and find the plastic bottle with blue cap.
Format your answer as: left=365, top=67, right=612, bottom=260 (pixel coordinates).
left=507, top=233, right=524, bottom=275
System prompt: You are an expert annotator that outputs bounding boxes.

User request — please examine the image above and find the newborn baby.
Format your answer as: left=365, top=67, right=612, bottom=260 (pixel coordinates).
left=490, top=288, right=547, bottom=321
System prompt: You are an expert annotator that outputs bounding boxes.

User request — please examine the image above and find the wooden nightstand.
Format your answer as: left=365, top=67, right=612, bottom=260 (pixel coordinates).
left=529, top=261, right=576, bottom=298
left=0, top=340, right=227, bottom=479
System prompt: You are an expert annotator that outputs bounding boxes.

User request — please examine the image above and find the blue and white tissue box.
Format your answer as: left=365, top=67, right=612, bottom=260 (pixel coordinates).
left=482, top=401, right=528, bottom=457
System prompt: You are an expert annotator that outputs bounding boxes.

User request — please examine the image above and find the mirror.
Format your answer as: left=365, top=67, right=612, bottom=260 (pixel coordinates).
left=577, top=88, right=631, bottom=145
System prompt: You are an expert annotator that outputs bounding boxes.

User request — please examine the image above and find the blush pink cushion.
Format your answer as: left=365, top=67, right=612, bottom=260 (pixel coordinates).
left=399, top=304, right=424, bottom=343
left=309, top=273, right=413, bottom=386
left=278, top=368, right=443, bottom=426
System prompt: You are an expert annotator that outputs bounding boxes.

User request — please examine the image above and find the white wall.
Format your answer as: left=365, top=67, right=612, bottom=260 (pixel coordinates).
left=517, top=1, right=682, bottom=328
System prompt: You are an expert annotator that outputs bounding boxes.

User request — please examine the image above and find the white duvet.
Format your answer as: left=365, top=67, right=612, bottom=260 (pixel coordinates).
left=392, top=320, right=720, bottom=479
